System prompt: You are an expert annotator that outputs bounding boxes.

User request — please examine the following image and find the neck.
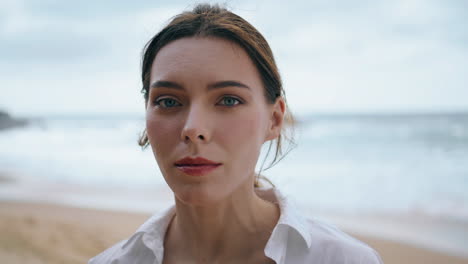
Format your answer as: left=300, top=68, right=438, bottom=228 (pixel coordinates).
left=164, top=180, right=279, bottom=262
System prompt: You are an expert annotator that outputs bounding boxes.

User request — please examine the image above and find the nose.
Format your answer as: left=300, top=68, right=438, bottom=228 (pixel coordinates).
left=180, top=105, right=211, bottom=143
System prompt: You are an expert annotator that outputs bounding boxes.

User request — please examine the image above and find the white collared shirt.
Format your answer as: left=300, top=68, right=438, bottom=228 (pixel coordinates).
left=89, top=188, right=383, bottom=264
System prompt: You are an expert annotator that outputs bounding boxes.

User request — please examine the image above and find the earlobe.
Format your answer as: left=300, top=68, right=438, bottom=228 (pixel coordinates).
left=265, top=98, right=286, bottom=142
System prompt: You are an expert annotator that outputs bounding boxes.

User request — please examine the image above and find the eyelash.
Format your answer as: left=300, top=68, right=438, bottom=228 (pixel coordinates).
left=153, top=95, right=244, bottom=108
left=153, top=97, right=182, bottom=108
left=216, top=96, right=243, bottom=106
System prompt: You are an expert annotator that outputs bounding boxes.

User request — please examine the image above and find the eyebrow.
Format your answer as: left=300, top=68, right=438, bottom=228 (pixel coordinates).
left=150, top=80, right=183, bottom=90
left=207, top=80, right=251, bottom=90
left=150, top=80, right=251, bottom=90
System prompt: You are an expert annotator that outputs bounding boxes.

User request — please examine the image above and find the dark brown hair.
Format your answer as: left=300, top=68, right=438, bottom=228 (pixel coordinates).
left=138, top=3, right=295, bottom=187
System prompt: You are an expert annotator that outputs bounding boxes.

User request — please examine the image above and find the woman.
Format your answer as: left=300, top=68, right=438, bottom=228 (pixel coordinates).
left=90, top=4, right=383, bottom=264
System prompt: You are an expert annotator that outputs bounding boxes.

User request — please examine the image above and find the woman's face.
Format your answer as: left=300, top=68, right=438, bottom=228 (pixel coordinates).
left=146, top=37, right=284, bottom=205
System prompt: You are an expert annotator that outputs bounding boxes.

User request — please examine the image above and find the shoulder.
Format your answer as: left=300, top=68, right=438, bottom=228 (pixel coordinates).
left=303, top=218, right=383, bottom=264
left=88, top=238, right=129, bottom=264
left=88, top=206, right=176, bottom=264
left=88, top=232, right=159, bottom=264
left=262, top=188, right=383, bottom=263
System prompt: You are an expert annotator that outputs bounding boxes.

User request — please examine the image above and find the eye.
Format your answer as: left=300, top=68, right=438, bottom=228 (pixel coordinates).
left=217, top=96, right=243, bottom=107
left=154, top=97, right=182, bottom=108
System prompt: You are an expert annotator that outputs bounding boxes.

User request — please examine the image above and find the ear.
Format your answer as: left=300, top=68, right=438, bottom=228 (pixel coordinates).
left=265, top=97, right=286, bottom=142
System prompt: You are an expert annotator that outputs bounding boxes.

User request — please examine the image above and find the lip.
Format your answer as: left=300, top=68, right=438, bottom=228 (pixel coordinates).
left=174, top=157, right=222, bottom=176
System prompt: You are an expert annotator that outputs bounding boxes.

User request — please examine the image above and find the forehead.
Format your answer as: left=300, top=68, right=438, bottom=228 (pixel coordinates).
left=150, top=37, right=262, bottom=89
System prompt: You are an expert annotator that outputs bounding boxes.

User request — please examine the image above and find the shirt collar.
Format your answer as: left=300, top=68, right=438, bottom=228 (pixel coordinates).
left=122, top=188, right=311, bottom=263
left=258, top=188, right=312, bottom=263
left=122, top=206, right=176, bottom=261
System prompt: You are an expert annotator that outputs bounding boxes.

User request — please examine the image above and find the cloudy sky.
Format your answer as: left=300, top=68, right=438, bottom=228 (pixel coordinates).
left=1, top=0, right=467, bottom=116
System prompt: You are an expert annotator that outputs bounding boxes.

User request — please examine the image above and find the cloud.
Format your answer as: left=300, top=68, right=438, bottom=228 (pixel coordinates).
left=244, top=0, right=468, bottom=113
left=1, top=0, right=467, bottom=115
left=0, top=1, right=182, bottom=63
left=0, top=1, right=188, bottom=115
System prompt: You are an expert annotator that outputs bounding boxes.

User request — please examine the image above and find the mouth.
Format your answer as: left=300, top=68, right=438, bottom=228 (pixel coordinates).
left=174, top=157, right=222, bottom=176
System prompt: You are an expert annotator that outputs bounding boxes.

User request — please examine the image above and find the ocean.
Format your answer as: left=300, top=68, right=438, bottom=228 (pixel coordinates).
left=1, top=112, right=467, bottom=222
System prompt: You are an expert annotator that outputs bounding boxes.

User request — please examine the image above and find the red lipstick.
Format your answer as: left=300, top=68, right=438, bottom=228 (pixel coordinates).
left=174, top=157, right=222, bottom=176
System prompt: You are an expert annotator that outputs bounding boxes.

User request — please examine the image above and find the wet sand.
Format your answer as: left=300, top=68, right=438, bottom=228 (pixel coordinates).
left=1, top=201, right=467, bottom=264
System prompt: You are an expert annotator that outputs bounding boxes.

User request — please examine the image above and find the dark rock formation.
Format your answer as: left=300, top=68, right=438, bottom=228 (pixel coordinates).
left=0, top=110, right=28, bottom=130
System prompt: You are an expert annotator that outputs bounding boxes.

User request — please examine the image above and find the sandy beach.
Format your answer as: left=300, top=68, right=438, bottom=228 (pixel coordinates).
left=1, top=201, right=467, bottom=264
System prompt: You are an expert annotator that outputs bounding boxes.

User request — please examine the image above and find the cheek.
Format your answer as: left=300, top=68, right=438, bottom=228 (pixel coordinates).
left=146, top=113, right=181, bottom=157
left=217, top=109, right=266, bottom=158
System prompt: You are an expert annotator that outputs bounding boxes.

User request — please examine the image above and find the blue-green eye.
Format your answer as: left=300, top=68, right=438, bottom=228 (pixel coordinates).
left=218, top=96, right=242, bottom=107
left=154, top=98, right=181, bottom=108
